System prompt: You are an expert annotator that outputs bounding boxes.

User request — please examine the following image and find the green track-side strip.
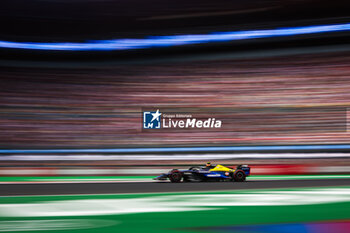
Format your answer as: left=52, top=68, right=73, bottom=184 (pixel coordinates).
left=0, top=186, right=349, bottom=233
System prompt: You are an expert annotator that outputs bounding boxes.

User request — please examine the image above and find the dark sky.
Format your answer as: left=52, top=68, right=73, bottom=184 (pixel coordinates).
left=1, top=0, right=350, bottom=41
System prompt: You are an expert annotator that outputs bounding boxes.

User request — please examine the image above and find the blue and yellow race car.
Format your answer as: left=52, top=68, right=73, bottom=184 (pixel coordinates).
left=154, top=163, right=250, bottom=183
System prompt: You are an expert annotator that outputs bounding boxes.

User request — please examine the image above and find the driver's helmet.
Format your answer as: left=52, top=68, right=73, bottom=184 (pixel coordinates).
left=206, top=162, right=211, bottom=167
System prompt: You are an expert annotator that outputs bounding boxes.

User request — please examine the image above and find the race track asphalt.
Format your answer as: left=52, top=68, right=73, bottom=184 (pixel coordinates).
left=1, top=179, right=349, bottom=196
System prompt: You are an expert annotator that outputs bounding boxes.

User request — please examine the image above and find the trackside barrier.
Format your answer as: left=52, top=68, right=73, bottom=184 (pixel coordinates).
left=0, top=165, right=349, bottom=176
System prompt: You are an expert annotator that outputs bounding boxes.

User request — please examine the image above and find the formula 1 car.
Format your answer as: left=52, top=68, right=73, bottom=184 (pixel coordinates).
left=154, top=164, right=250, bottom=183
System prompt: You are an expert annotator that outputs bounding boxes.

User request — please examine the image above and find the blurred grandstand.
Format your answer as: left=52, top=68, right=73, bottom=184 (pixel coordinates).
left=0, top=52, right=349, bottom=148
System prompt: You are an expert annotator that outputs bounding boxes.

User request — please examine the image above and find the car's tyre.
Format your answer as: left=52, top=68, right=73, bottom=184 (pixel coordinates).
left=233, top=170, right=246, bottom=182
left=169, top=170, right=183, bottom=183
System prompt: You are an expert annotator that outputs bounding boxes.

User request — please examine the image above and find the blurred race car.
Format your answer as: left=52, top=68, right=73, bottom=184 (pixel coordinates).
left=154, top=163, right=250, bottom=183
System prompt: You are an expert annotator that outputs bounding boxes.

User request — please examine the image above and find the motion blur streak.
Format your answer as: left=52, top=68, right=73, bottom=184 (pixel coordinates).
left=1, top=153, right=350, bottom=160
left=1, top=188, right=349, bottom=217
left=1, top=23, right=350, bottom=51
left=2, top=145, right=350, bottom=154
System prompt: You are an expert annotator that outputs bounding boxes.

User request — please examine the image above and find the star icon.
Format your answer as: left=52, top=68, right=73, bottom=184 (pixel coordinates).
left=151, top=109, right=162, bottom=122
